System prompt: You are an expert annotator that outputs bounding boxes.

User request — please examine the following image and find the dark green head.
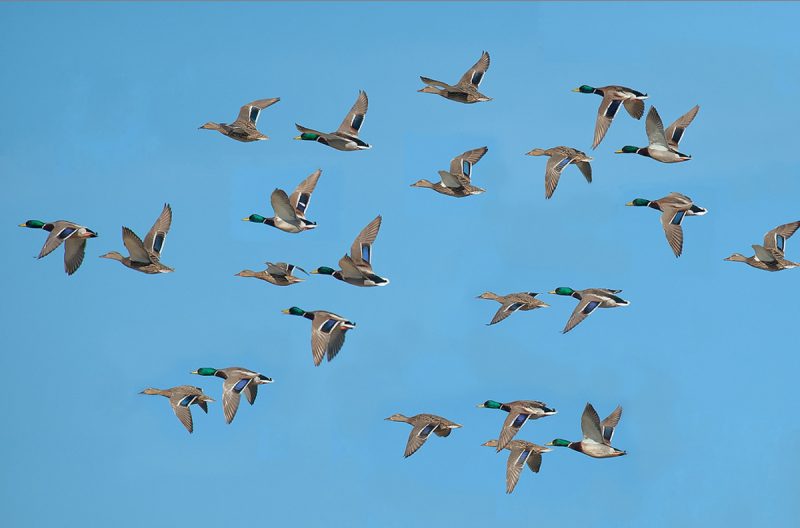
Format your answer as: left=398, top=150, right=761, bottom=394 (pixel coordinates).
left=19, top=220, right=46, bottom=229
left=191, top=368, right=217, bottom=376
left=311, top=266, right=335, bottom=276
left=573, top=85, right=595, bottom=94
left=546, top=439, right=572, bottom=448
left=294, top=132, right=320, bottom=141
left=478, top=400, right=503, bottom=409
left=242, top=214, right=266, bottom=223
left=282, top=306, right=306, bottom=316
left=626, top=198, right=651, bottom=207
left=616, top=145, right=640, bottom=154
left=550, top=287, right=576, bottom=296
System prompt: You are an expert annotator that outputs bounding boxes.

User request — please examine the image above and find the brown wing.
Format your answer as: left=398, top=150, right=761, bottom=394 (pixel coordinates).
left=169, top=395, right=195, bottom=433
left=457, top=51, right=490, bottom=88
left=289, top=169, right=321, bottom=216
left=763, top=221, right=800, bottom=255
left=234, top=97, right=280, bottom=127
left=487, top=301, right=526, bottom=326
left=403, top=420, right=439, bottom=458
left=580, top=403, right=605, bottom=444
left=593, top=94, right=623, bottom=149
left=336, top=91, right=368, bottom=137
left=664, top=105, right=699, bottom=150
left=505, top=446, right=528, bottom=494
left=544, top=154, right=573, bottom=199
left=449, top=146, right=488, bottom=180
left=600, top=405, right=623, bottom=445
left=122, top=227, right=151, bottom=263
left=660, top=208, right=686, bottom=257
left=350, top=215, right=381, bottom=267
left=37, top=221, right=79, bottom=259
left=623, top=98, right=645, bottom=119
left=143, top=203, right=172, bottom=261
left=63, top=237, right=87, bottom=275
left=562, top=295, right=603, bottom=334
left=497, top=411, right=529, bottom=451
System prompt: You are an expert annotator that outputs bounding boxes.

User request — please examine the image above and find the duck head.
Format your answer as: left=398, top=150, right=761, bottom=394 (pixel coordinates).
left=548, top=287, right=576, bottom=296
left=545, top=439, right=572, bottom=448
left=477, top=400, right=503, bottom=409
left=311, top=266, right=335, bottom=276
left=572, top=85, right=597, bottom=94
left=724, top=253, right=749, bottom=262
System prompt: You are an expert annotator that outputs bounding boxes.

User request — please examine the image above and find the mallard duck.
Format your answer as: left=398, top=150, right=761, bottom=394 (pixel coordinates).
left=411, top=146, right=488, bottom=197
left=477, top=292, right=549, bottom=325
left=572, top=85, right=648, bottom=149
left=235, top=262, right=307, bottom=286
left=19, top=220, right=98, bottom=275
left=481, top=439, right=551, bottom=494
left=546, top=403, right=626, bottom=458
left=418, top=51, right=492, bottom=104
left=477, top=400, right=557, bottom=452
left=311, top=215, right=388, bottom=286
left=99, top=203, right=173, bottom=273
left=282, top=307, right=356, bottom=366
left=191, top=367, right=273, bottom=424
left=548, top=287, right=629, bottom=334
left=526, top=146, right=592, bottom=199
left=294, top=91, right=370, bottom=151
left=724, top=221, right=800, bottom=271
left=615, top=105, right=699, bottom=163
left=199, top=97, right=280, bottom=142
left=140, top=385, right=213, bottom=433
left=385, top=413, right=462, bottom=458
left=242, top=169, right=321, bottom=233
left=626, top=193, right=707, bottom=257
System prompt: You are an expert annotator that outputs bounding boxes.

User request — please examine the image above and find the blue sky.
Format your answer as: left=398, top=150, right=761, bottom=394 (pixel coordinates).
left=2, top=2, right=799, bottom=526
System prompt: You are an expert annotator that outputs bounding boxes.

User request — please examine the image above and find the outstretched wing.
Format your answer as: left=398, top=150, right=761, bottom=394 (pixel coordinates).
left=336, top=91, right=368, bottom=138
left=222, top=376, right=252, bottom=424
left=497, top=411, right=529, bottom=451
left=169, top=394, right=195, bottom=433
left=544, top=155, right=573, bottom=199
left=645, top=106, right=669, bottom=149
left=449, top=146, right=488, bottom=181
left=143, top=203, right=172, bottom=261
left=562, top=295, right=602, bottom=334
left=270, top=189, right=299, bottom=223
left=235, top=98, right=280, bottom=127
left=488, top=301, right=526, bottom=326
left=63, top=237, right=87, bottom=275
left=289, top=169, right=321, bottom=216
left=122, top=227, right=151, bottom=264
left=404, top=421, right=439, bottom=458
left=580, top=403, right=604, bottom=444
left=593, top=95, right=623, bottom=149
left=457, top=51, right=490, bottom=88
left=763, top=221, right=800, bottom=256
left=600, top=405, right=623, bottom=445
left=623, top=98, right=645, bottom=119
left=37, top=221, right=78, bottom=259
left=664, top=105, right=699, bottom=150
left=505, top=446, right=529, bottom=494
left=350, top=215, right=382, bottom=267
left=660, top=208, right=686, bottom=257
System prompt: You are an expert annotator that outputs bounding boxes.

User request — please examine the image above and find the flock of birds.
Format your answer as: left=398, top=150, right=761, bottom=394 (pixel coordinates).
left=17, top=51, right=800, bottom=494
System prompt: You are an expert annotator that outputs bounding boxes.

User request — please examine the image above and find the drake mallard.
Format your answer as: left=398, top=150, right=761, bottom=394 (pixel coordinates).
left=477, top=400, right=557, bottom=452
left=385, top=413, right=462, bottom=458
left=418, top=51, right=492, bottom=104
left=282, top=307, right=356, bottom=366
left=294, top=91, right=370, bottom=150
left=626, top=193, right=707, bottom=257
left=19, top=219, right=98, bottom=275
left=411, top=146, right=488, bottom=197
left=616, top=105, right=699, bottom=163
left=572, top=85, right=648, bottom=149
left=526, top=146, right=592, bottom=199
left=242, top=169, right=321, bottom=233
left=724, top=221, right=800, bottom=271
left=191, top=367, right=273, bottom=424
left=235, top=262, right=308, bottom=286
left=140, top=385, right=213, bottom=434
left=481, top=439, right=551, bottom=494
left=311, top=215, right=388, bottom=286
left=199, top=98, right=280, bottom=142
left=548, top=287, right=629, bottom=334
left=546, top=403, right=626, bottom=458
left=477, top=291, right=549, bottom=325
left=100, top=203, right=173, bottom=273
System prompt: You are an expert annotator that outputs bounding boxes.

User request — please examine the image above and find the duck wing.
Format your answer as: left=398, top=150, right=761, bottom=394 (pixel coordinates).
left=289, top=169, right=321, bottom=216
left=664, top=105, right=699, bottom=150
left=336, top=90, right=368, bottom=138
left=456, top=51, right=490, bottom=89
left=143, top=203, right=172, bottom=261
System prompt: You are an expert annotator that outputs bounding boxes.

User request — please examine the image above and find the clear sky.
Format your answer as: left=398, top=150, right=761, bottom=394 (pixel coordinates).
left=2, top=2, right=799, bottom=526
